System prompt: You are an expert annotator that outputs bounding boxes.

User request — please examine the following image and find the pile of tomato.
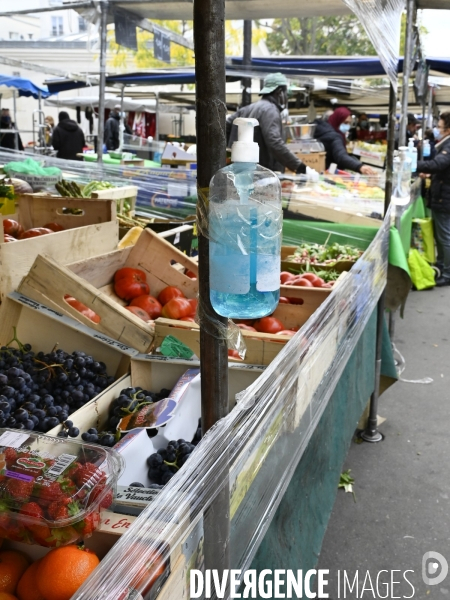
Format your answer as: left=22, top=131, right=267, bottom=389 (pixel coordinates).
left=280, top=271, right=334, bottom=289
left=113, top=267, right=197, bottom=323
left=3, top=218, right=65, bottom=242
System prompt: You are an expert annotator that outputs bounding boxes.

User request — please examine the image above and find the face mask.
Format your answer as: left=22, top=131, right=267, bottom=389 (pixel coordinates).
left=340, top=124, right=351, bottom=134
left=434, top=127, right=442, bottom=140
left=360, top=120, right=368, bottom=128
left=280, top=108, right=289, bottom=122
left=1, top=116, right=11, bottom=125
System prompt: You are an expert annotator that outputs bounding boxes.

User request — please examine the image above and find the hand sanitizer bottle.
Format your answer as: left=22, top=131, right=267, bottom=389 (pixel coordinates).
left=392, top=147, right=412, bottom=205
left=209, top=117, right=282, bottom=319
left=423, top=139, right=430, bottom=158
left=407, top=138, right=417, bottom=173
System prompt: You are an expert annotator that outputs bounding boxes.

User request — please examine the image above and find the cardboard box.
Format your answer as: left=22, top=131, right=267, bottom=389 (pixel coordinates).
left=0, top=194, right=118, bottom=302
left=294, top=151, right=326, bottom=172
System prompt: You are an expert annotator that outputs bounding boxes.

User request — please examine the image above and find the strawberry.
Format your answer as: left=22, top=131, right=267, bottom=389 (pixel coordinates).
left=74, top=463, right=106, bottom=488
left=4, top=448, right=17, bottom=467
left=33, top=480, right=65, bottom=507
left=75, top=510, right=99, bottom=537
left=47, top=499, right=80, bottom=522
left=19, top=501, right=52, bottom=545
left=7, top=477, right=34, bottom=502
left=88, top=484, right=113, bottom=509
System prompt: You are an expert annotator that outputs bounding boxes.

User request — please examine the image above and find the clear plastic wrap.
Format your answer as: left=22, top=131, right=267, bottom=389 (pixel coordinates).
left=342, top=0, right=404, bottom=91
left=72, top=211, right=390, bottom=599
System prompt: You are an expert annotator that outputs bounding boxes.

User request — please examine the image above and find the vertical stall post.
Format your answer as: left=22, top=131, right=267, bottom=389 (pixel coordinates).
left=119, top=85, right=125, bottom=152
left=12, top=90, right=18, bottom=151
left=242, top=20, right=252, bottom=107
left=361, top=83, right=397, bottom=444
left=399, top=0, right=415, bottom=148
left=97, top=0, right=108, bottom=164
left=194, top=0, right=230, bottom=582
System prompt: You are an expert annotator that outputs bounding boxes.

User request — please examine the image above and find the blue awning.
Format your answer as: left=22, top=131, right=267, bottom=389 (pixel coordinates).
left=0, top=75, right=50, bottom=99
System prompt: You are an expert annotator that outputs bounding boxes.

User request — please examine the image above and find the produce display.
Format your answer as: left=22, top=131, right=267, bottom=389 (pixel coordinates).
left=280, top=271, right=335, bottom=289
left=3, top=218, right=65, bottom=243
left=146, top=438, right=198, bottom=485
left=0, top=545, right=100, bottom=600
left=55, top=179, right=134, bottom=218
left=0, top=331, right=114, bottom=433
left=113, top=268, right=197, bottom=323
left=285, top=242, right=363, bottom=266
left=0, top=429, right=123, bottom=547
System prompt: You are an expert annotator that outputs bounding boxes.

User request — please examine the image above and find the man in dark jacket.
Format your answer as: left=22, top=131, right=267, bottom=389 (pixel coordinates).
left=417, top=111, right=450, bottom=286
left=51, top=111, right=85, bottom=161
left=104, top=105, right=132, bottom=151
left=0, top=108, right=24, bottom=151
left=226, top=73, right=306, bottom=174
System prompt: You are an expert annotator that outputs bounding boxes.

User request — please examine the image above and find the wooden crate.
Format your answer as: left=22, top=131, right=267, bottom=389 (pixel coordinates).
left=90, top=184, right=138, bottom=216
left=152, top=297, right=323, bottom=366
left=17, top=228, right=199, bottom=353
left=0, top=194, right=118, bottom=303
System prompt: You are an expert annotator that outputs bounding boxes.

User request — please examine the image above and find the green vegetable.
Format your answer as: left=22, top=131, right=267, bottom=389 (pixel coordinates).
left=338, top=469, right=356, bottom=502
left=81, top=181, right=115, bottom=198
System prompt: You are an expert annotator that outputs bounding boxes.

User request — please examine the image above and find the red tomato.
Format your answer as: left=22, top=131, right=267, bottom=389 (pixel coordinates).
left=114, top=267, right=149, bottom=301
left=228, top=349, right=242, bottom=359
left=180, top=316, right=196, bottom=322
left=3, top=234, right=17, bottom=243
left=19, top=227, right=53, bottom=239
left=236, top=323, right=257, bottom=331
left=64, top=295, right=101, bottom=324
left=286, top=297, right=304, bottom=305
left=130, top=295, right=162, bottom=319
left=292, top=278, right=314, bottom=287
left=157, top=286, right=185, bottom=306
left=187, top=298, right=198, bottom=315
left=278, top=297, right=290, bottom=304
left=280, top=271, right=295, bottom=284
left=235, top=319, right=255, bottom=326
left=125, top=306, right=151, bottom=322
left=3, top=218, right=23, bottom=238
left=321, top=283, right=333, bottom=288
left=276, top=330, right=296, bottom=337
left=254, top=317, right=285, bottom=334
left=185, top=269, right=197, bottom=280
left=161, top=298, right=192, bottom=320
left=298, top=273, right=318, bottom=283
left=44, top=222, right=65, bottom=232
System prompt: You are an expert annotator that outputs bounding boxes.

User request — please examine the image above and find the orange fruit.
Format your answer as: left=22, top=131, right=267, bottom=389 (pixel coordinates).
left=36, top=545, right=99, bottom=600
left=0, top=551, right=30, bottom=594
left=17, top=560, right=44, bottom=600
left=0, top=593, right=19, bottom=600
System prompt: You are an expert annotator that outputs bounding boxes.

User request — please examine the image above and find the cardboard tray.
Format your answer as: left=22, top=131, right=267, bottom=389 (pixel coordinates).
left=17, top=228, right=199, bottom=354
left=0, top=194, right=118, bottom=303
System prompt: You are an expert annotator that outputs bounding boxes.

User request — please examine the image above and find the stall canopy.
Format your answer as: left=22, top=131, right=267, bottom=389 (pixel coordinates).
left=45, top=68, right=244, bottom=95
left=0, top=74, right=50, bottom=99
left=44, top=95, right=157, bottom=113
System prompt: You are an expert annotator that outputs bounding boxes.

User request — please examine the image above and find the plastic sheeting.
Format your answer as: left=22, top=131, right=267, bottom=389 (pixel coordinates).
left=72, top=214, right=389, bottom=599
left=341, top=0, right=404, bottom=92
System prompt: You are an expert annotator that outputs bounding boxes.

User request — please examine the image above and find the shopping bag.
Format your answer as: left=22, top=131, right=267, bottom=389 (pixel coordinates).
left=411, top=217, right=435, bottom=264
left=407, top=248, right=435, bottom=290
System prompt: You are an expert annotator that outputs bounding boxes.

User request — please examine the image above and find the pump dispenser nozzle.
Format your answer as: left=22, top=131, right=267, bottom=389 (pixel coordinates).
left=231, top=117, right=259, bottom=163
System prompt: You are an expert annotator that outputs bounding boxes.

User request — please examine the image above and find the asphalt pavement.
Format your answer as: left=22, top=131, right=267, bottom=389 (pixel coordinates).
left=317, top=286, right=450, bottom=599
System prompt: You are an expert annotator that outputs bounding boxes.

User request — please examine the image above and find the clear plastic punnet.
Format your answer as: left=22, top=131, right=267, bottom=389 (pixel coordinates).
left=72, top=210, right=390, bottom=600
left=0, top=429, right=124, bottom=547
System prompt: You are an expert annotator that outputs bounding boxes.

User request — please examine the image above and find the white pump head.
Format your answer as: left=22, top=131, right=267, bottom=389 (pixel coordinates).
left=231, top=117, right=259, bottom=163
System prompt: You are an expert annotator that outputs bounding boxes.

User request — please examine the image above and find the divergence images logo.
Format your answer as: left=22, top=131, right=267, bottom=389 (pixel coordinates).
left=422, top=551, right=448, bottom=586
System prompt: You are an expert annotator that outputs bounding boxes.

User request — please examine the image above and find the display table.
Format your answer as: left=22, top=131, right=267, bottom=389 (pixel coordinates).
left=81, top=153, right=161, bottom=168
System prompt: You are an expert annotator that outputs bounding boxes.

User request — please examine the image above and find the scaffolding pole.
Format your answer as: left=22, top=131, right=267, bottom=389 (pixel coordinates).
left=97, top=1, right=108, bottom=163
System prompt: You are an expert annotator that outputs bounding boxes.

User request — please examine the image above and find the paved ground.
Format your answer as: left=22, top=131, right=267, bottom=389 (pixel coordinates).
left=317, top=287, right=450, bottom=599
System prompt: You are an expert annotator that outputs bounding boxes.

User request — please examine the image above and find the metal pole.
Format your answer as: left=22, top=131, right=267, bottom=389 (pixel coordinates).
left=155, top=92, right=159, bottom=141
left=12, top=90, right=18, bottom=151
left=361, top=292, right=386, bottom=443
left=242, top=20, right=252, bottom=107
left=97, top=0, right=108, bottom=163
left=119, top=85, right=125, bottom=152
left=194, top=0, right=230, bottom=588
left=399, top=0, right=415, bottom=148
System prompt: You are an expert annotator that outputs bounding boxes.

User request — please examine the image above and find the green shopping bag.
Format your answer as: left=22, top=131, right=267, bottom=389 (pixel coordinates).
left=411, top=218, right=435, bottom=263
left=407, top=248, right=436, bottom=290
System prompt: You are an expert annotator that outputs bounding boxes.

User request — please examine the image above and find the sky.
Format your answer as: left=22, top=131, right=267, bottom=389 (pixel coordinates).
left=420, top=9, right=450, bottom=57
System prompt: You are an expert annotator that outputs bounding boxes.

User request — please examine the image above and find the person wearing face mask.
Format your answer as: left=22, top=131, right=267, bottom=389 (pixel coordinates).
left=417, top=112, right=450, bottom=286
left=104, top=105, right=132, bottom=151
left=349, top=113, right=370, bottom=141
left=314, top=107, right=375, bottom=175
left=0, top=108, right=24, bottom=151
left=226, top=73, right=307, bottom=174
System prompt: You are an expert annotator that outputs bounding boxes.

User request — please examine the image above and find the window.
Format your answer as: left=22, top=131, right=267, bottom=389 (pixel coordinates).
left=28, top=33, right=33, bottom=40
left=12, top=71, right=20, bottom=78
left=9, top=32, right=19, bottom=40
left=51, top=16, right=64, bottom=37
left=78, top=16, right=87, bottom=32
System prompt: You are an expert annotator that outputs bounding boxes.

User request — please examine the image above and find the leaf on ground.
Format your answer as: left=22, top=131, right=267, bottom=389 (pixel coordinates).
left=339, top=469, right=356, bottom=502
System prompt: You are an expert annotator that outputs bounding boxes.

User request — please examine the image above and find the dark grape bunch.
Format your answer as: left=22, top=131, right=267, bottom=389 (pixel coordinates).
left=0, top=332, right=114, bottom=433
left=56, top=419, right=80, bottom=438
left=130, top=481, right=163, bottom=490
left=79, top=385, right=172, bottom=448
left=147, top=439, right=196, bottom=485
